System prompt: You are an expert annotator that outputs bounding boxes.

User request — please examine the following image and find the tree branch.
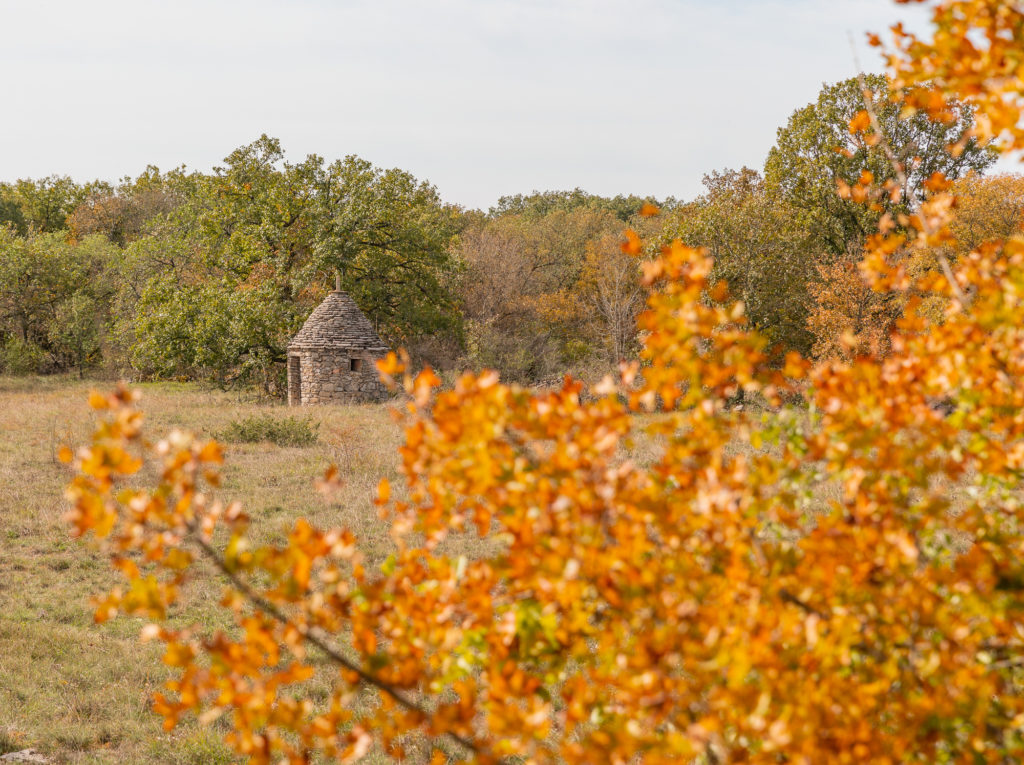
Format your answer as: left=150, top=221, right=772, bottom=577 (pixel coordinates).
left=848, top=44, right=970, bottom=308
left=183, top=521, right=481, bottom=757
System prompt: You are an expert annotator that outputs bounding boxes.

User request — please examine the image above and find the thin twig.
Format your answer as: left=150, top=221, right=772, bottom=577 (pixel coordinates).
left=779, top=588, right=829, bottom=621
left=848, top=34, right=970, bottom=308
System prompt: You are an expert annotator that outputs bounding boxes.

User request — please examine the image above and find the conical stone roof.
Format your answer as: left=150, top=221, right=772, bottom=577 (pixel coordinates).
left=288, top=290, right=388, bottom=352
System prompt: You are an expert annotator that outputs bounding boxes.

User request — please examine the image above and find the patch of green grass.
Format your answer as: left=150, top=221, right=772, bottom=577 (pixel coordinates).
left=148, top=728, right=237, bottom=765
left=217, top=413, right=320, bottom=447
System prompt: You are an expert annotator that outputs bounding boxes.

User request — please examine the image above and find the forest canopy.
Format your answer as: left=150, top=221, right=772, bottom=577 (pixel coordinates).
left=0, top=75, right=1015, bottom=390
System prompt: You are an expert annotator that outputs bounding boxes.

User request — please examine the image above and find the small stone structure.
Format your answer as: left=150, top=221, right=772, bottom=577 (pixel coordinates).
left=287, top=290, right=389, bottom=405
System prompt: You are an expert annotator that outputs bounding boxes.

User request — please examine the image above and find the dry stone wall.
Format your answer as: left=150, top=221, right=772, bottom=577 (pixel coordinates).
left=287, top=290, right=390, bottom=405
left=290, top=349, right=388, bottom=404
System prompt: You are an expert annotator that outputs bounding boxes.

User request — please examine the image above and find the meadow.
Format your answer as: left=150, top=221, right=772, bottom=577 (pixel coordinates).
left=0, top=375, right=407, bottom=764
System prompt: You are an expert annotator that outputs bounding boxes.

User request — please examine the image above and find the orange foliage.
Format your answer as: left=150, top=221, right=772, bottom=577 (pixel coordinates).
left=807, top=256, right=899, bottom=360
left=65, top=1, right=1024, bottom=762
left=882, top=0, right=1024, bottom=152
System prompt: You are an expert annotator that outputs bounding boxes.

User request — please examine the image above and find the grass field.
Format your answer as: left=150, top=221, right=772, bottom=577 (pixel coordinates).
left=0, top=375, right=407, bottom=764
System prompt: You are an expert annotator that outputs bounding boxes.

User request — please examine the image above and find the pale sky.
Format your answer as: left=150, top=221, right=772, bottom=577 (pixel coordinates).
left=1, top=0, right=931, bottom=210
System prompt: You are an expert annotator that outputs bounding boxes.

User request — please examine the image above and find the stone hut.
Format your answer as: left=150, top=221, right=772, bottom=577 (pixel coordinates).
left=287, top=289, right=389, bottom=405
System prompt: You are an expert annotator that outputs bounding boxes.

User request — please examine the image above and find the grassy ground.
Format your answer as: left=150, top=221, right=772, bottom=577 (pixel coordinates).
left=0, top=375, right=983, bottom=763
left=0, top=376, right=406, bottom=764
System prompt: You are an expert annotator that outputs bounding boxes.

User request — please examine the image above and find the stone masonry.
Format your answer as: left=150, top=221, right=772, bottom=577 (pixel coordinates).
left=287, top=290, right=390, bottom=405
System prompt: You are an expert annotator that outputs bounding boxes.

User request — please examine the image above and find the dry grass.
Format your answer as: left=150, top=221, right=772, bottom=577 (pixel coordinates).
left=4, top=377, right=967, bottom=763
left=0, top=375, right=408, bottom=764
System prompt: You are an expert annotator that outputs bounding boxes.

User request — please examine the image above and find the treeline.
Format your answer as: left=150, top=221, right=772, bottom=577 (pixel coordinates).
left=0, top=139, right=661, bottom=389
left=1, top=74, right=1021, bottom=390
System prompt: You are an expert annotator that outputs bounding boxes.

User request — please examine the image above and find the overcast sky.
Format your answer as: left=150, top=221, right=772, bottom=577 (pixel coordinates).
left=1, top=0, right=930, bottom=210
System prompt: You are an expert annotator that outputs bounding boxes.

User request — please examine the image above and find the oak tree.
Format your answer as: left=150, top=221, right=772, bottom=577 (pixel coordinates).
left=765, top=73, right=993, bottom=257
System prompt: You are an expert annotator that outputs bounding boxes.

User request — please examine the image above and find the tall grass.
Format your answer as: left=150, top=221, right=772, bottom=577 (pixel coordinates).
left=217, top=413, right=320, bottom=447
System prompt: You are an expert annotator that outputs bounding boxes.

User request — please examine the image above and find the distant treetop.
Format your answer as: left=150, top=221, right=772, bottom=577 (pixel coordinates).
left=490, top=188, right=675, bottom=222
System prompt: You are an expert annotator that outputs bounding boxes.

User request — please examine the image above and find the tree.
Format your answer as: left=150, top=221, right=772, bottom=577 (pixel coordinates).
left=578, top=232, right=646, bottom=363
left=66, top=2, right=1024, bottom=761
left=764, top=73, right=994, bottom=257
left=310, top=153, right=466, bottom=343
left=947, top=173, right=1024, bottom=254
left=490, top=189, right=673, bottom=222
left=119, top=137, right=465, bottom=389
left=48, top=292, right=104, bottom=378
left=806, top=254, right=899, bottom=359
left=0, top=230, right=114, bottom=374
left=805, top=172, right=1024, bottom=360
left=458, top=220, right=562, bottom=380
left=457, top=206, right=628, bottom=381
left=67, top=168, right=180, bottom=247
left=769, top=75, right=997, bottom=359
left=0, top=176, right=102, bottom=235
left=670, top=168, right=815, bottom=354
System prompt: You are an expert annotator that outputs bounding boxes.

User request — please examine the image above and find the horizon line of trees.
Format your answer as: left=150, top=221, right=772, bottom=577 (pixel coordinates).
left=1, top=73, right=1019, bottom=392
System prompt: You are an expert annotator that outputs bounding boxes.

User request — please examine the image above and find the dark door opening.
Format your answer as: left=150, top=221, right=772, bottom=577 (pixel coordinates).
left=288, top=356, right=301, bottom=405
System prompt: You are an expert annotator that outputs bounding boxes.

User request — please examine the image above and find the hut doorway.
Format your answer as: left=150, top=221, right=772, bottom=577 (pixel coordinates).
left=288, top=355, right=301, bottom=405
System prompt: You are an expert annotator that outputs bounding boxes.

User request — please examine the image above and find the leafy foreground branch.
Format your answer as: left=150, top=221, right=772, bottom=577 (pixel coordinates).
left=63, top=384, right=479, bottom=762
left=66, top=219, right=1024, bottom=762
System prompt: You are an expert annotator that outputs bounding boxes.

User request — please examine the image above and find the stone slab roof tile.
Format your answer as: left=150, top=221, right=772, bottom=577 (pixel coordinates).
left=288, top=290, right=389, bottom=352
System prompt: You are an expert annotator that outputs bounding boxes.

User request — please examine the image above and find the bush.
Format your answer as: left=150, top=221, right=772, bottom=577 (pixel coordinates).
left=1, top=336, right=46, bottom=375
left=216, top=413, right=319, bottom=447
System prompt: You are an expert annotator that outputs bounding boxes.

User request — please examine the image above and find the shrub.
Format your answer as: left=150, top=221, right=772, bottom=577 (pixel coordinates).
left=216, top=413, right=318, bottom=447
left=1, top=336, right=46, bottom=375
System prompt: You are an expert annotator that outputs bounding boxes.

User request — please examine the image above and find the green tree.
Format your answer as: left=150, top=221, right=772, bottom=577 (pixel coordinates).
left=118, top=142, right=315, bottom=387
left=764, top=73, right=994, bottom=257
left=0, top=230, right=76, bottom=352
left=48, top=292, right=104, bottom=378
left=0, top=230, right=114, bottom=374
left=120, top=137, right=464, bottom=389
left=310, top=152, right=465, bottom=342
left=0, top=176, right=104, bottom=235
left=491, top=188, right=673, bottom=222
left=0, top=187, right=26, bottom=233
left=671, top=168, right=815, bottom=354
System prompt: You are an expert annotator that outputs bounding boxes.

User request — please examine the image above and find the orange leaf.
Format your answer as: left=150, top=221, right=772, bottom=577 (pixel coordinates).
left=849, top=110, right=871, bottom=134
left=620, top=229, right=642, bottom=256
left=198, top=440, right=223, bottom=464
